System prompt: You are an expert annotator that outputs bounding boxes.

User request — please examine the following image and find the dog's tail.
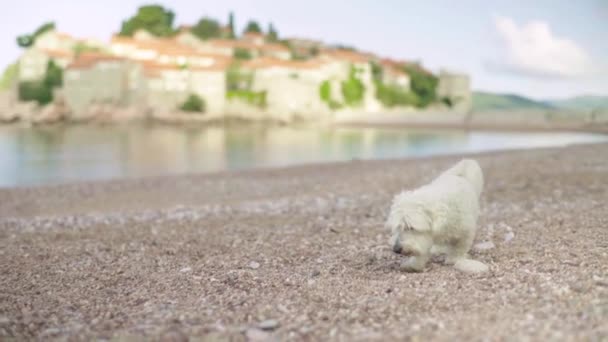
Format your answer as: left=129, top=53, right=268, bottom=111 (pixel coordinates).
left=441, top=159, right=484, bottom=196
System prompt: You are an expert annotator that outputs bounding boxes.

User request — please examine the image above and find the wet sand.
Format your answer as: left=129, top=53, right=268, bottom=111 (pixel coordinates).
left=1, top=142, right=607, bottom=341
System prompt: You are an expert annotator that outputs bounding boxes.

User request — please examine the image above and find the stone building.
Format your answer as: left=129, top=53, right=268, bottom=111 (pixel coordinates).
left=436, top=69, right=472, bottom=112
left=63, top=53, right=145, bottom=118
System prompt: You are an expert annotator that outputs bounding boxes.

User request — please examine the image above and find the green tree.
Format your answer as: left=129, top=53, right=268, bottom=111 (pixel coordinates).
left=180, top=94, right=205, bottom=113
left=233, top=48, right=252, bottom=60
left=319, top=80, right=331, bottom=102
left=18, top=81, right=53, bottom=105
left=228, top=12, right=236, bottom=39
left=375, top=81, right=419, bottom=107
left=119, top=5, right=175, bottom=37
left=243, top=20, right=262, bottom=34
left=43, top=60, right=63, bottom=88
left=402, top=64, right=438, bottom=107
left=17, top=60, right=63, bottom=105
left=370, top=61, right=383, bottom=82
left=341, top=67, right=365, bottom=107
left=0, top=62, right=19, bottom=90
left=319, top=80, right=341, bottom=110
left=267, top=23, right=278, bottom=42
left=16, top=22, right=55, bottom=48
left=191, top=17, right=221, bottom=40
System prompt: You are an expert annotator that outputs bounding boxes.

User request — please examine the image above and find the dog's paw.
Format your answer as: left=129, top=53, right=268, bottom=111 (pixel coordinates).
left=453, top=259, right=488, bottom=274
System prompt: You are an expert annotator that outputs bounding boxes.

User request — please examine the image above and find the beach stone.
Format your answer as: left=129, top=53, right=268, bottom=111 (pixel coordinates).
left=258, top=319, right=279, bottom=330
left=474, top=241, right=495, bottom=251
left=246, top=328, right=274, bottom=341
left=249, top=261, right=261, bottom=269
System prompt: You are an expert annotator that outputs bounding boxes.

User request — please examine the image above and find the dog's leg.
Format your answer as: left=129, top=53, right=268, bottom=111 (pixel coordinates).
left=444, top=230, right=489, bottom=273
left=399, top=231, right=432, bottom=272
left=444, top=230, right=475, bottom=265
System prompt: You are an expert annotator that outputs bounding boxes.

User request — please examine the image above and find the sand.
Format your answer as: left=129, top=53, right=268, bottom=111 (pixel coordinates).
left=1, top=142, right=607, bottom=341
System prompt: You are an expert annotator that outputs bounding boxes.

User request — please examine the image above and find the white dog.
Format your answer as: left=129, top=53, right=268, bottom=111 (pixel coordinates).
left=386, top=159, right=488, bottom=273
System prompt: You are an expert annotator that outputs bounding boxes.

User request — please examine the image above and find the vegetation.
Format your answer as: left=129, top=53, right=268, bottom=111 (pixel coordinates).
left=340, top=66, right=365, bottom=107
left=0, top=62, right=19, bottom=90
left=233, top=48, right=253, bottom=60
left=16, top=22, right=55, bottom=48
left=375, top=81, right=419, bottom=107
left=319, top=80, right=341, bottom=110
left=401, top=64, right=438, bottom=108
left=319, top=80, right=331, bottom=102
left=267, top=23, right=278, bottom=42
left=44, top=60, right=63, bottom=89
left=227, top=12, right=236, bottom=39
left=227, top=89, right=267, bottom=108
left=180, top=94, right=206, bottom=113
left=18, top=60, right=63, bottom=105
left=191, top=17, right=221, bottom=40
left=18, top=81, right=53, bottom=105
left=370, top=61, right=383, bottom=82
left=243, top=21, right=262, bottom=34
left=226, top=64, right=253, bottom=91
left=225, top=64, right=265, bottom=107
left=441, top=97, right=453, bottom=108
left=119, top=5, right=176, bottom=37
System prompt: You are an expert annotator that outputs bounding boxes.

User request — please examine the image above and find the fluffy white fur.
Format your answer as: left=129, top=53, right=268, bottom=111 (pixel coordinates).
left=386, top=159, right=488, bottom=273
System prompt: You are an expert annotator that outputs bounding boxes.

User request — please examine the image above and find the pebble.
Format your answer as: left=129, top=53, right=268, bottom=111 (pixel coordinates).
left=249, top=261, right=261, bottom=269
left=504, top=231, right=515, bottom=243
left=179, top=267, right=192, bottom=273
left=562, top=260, right=580, bottom=267
left=246, top=328, right=274, bottom=341
left=474, top=241, right=495, bottom=251
left=258, top=319, right=280, bottom=331
left=311, top=269, right=321, bottom=277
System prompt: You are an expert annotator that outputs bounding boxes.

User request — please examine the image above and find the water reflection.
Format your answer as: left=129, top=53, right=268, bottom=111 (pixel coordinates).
left=0, top=124, right=605, bottom=187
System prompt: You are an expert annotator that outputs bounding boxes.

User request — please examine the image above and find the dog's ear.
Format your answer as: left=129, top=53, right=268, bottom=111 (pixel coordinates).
left=407, top=208, right=432, bottom=232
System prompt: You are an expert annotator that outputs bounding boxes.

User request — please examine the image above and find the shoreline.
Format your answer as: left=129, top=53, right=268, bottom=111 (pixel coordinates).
left=1, top=142, right=607, bottom=340
left=334, top=119, right=608, bottom=134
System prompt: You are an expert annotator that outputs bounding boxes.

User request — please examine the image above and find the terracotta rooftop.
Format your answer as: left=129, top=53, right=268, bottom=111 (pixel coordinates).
left=322, top=49, right=371, bottom=63
left=242, top=57, right=327, bottom=70
left=207, top=39, right=259, bottom=50
left=142, top=60, right=230, bottom=77
left=67, top=53, right=124, bottom=69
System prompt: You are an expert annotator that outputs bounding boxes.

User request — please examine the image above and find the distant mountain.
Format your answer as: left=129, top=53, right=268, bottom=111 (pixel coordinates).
left=472, top=92, right=553, bottom=111
left=545, top=95, right=608, bottom=111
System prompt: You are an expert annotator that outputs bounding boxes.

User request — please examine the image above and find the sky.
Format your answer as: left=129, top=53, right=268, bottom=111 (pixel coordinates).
left=1, top=0, right=607, bottom=100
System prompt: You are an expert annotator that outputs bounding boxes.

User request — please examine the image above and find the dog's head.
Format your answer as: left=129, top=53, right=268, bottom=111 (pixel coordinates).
left=385, top=192, right=432, bottom=254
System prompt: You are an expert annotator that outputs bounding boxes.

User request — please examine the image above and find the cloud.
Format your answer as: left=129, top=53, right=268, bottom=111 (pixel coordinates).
left=490, top=16, right=595, bottom=79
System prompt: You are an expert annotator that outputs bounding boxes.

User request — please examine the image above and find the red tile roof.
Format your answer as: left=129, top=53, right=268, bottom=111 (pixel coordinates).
left=67, top=53, right=124, bottom=69
left=322, top=49, right=371, bottom=63
left=142, top=60, right=230, bottom=77
left=242, top=57, right=326, bottom=70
